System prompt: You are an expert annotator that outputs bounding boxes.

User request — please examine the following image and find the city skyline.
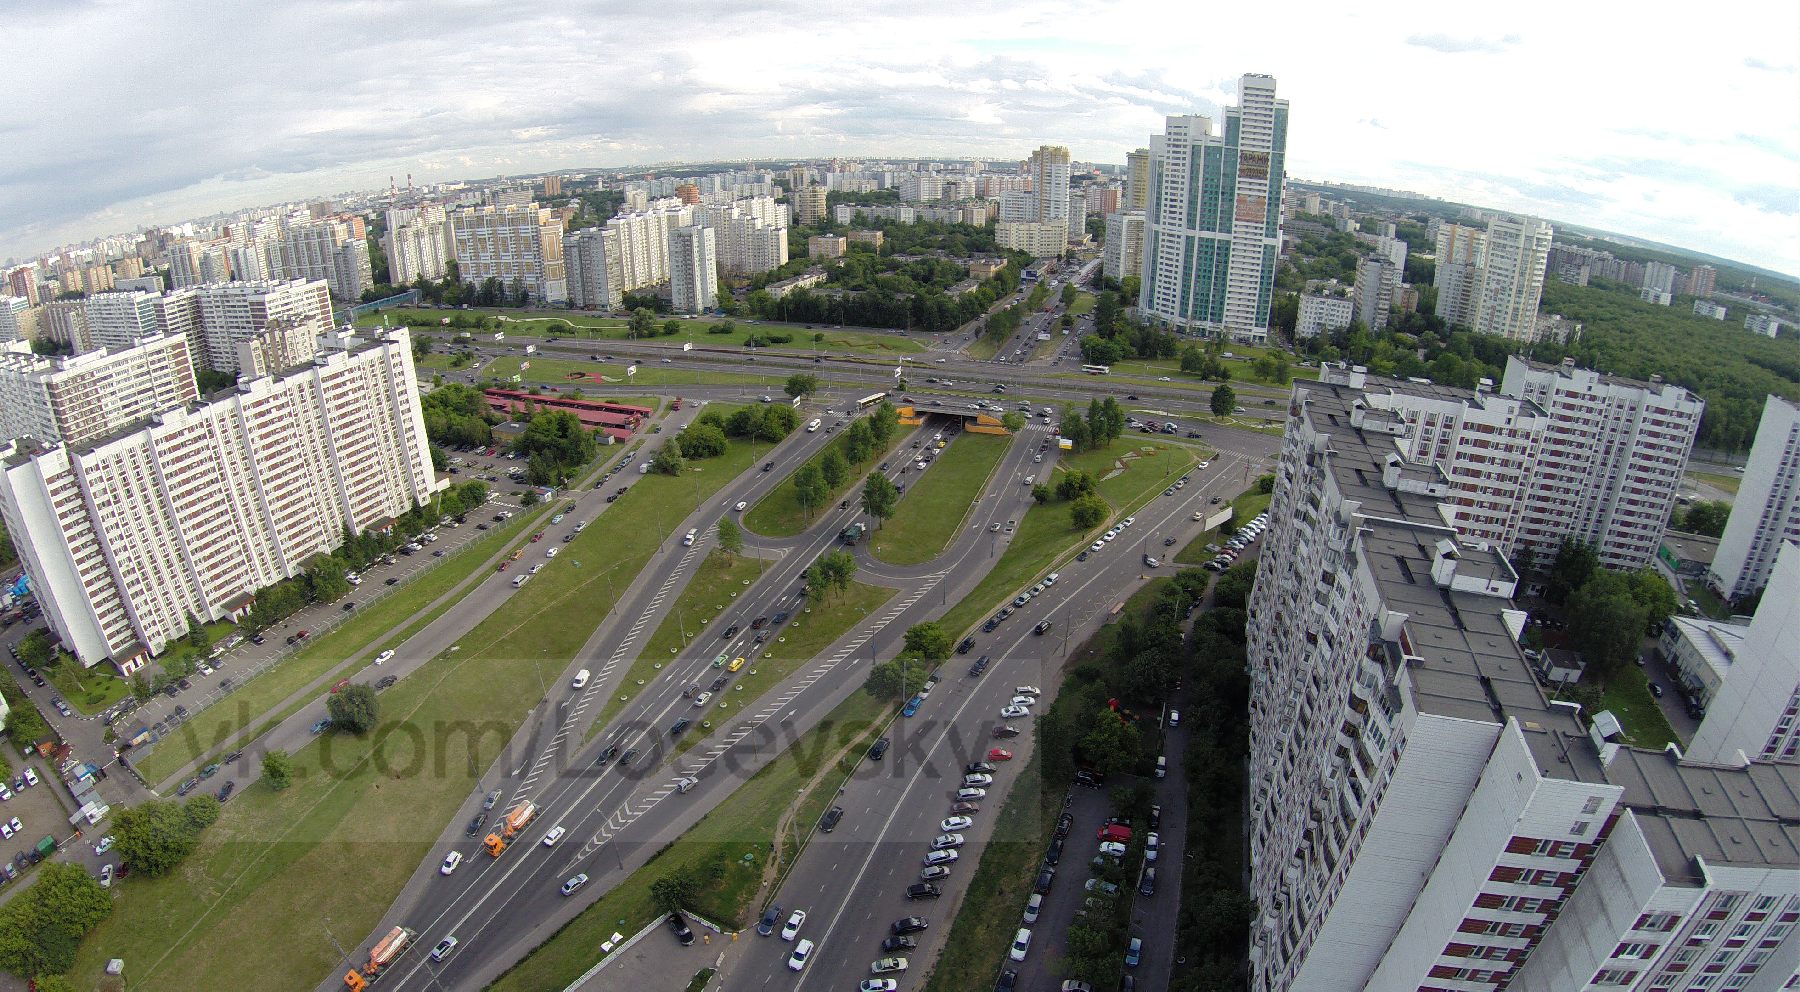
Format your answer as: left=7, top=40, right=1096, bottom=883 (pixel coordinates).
left=3, top=1, right=1797, bottom=274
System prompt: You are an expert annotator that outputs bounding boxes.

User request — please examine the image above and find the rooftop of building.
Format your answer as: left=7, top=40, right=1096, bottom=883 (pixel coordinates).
left=1659, top=530, right=1720, bottom=566
left=1604, top=747, right=1800, bottom=883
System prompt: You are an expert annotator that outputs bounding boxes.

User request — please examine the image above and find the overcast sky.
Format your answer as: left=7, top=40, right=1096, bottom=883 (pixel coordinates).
left=4, top=0, right=1797, bottom=275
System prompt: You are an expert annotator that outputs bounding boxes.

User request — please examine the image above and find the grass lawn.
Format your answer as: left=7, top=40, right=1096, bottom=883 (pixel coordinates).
left=1687, top=470, right=1742, bottom=496
left=489, top=691, right=890, bottom=992
left=1597, top=668, right=1680, bottom=750
left=1067, top=292, right=1096, bottom=316
left=675, top=581, right=896, bottom=754
left=482, top=355, right=770, bottom=387
left=368, top=307, right=924, bottom=356
left=45, top=660, right=133, bottom=716
left=870, top=433, right=1010, bottom=566
left=966, top=334, right=1002, bottom=360
left=1062, top=439, right=1198, bottom=509
left=743, top=418, right=904, bottom=538
left=1174, top=483, right=1269, bottom=566
left=135, top=510, right=539, bottom=785
left=414, top=351, right=477, bottom=372
left=922, top=733, right=1053, bottom=991
left=1687, top=583, right=1735, bottom=621
left=72, top=434, right=764, bottom=989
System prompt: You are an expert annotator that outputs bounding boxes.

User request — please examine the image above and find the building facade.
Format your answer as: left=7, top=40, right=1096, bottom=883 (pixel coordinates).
left=562, top=227, right=624, bottom=311
left=667, top=225, right=718, bottom=314
left=1472, top=216, right=1554, bottom=340
left=190, top=280, right=334, bottom=373
left=1139, top=73, right=1287, bottom=343
left=382, top=207, right=455, bottom=285
left=0, top=334, right=198, bottom=447
left=1710, top=396, right=1800, bottom=601
left=81, top=291, right=162, bottom=352
left=793, top=185, right=828, bottom=226
left=807, top=235, right=847, bottom=260
left=0, top=327, right=439, bottom=672
left=450, top=204, right=567, bottom=304
left=1102, top=211, right=1145, bottom=283
left=1352, top=253, right=1401, bottom=329
left=1295, top=292, right=1353, bottom=339
left=1689, top=541, right=1800, bottom=765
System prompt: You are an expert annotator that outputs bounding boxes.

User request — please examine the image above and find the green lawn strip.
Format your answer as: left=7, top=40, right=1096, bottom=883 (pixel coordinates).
left=1598, top=668, right=1680, bottom=750
left=937, top=441, right=1195, bottom=638
left=488, top=691, right=890, bottom=992
left=1174, top=487, right=1272, bottom=567
left=871, top=433, right=1010, bottom=565
left=483, top=355, right=770, bottom=387
left=134, top=512, right=540, bottom=785
left=966, top=335, right=1001, bottom=361
left=414, top=352, right=476, bottom=372
left=368, top=307, right=923, bottom=355
left=743, top=419, right=905, bottom=538
left=589, top=551, right=769, bottom=731
left=1687, top=470, right=1742, bottom=496
left=1067, top=292, right=1096, bottom=316
left=45, top=660, right=132, bottom=715
left=921, top=746, right=1053, bottom=992
left=71, top=434, right=761, bottom=988
left=1688, top=583, right=1734, bottom=621
left=672, top=581, right=896, bottom=756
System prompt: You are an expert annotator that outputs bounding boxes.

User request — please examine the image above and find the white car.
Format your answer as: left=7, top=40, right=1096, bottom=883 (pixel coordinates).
left=1098, top=841, right=1127, bottom=857
left=440, top=851, right=463, bottom=875
left=529, top=563, right=543, bottom=574
left=1089, top=541, right=1104, bottom=552
left=374, top=650, right=395, bottom=666
left=1000, top=705, right=1030, bottom=719
left=1122, top=516, right=1136, bottom=527
left=941, top=816, right=973, bottom=831
left=931, top=833, right=966, bottom=850
left=561, top=873, right=589, bottom=896
left=692, top=691, right=712, bottom=707
left=541, top=825, right=566, bottom=846
left=1168, top=710, right=1182, bottom=728
left=963, top=773, right=993, bottom=787
left=787, top=938, right=815, bottom=971
left=735, top=501, right=748, bottom=512
left=923, top=849, right=959, bottom=865
left=1009, top=695, right=1036, bottom=708
left=956, top=788, right=987, bottom=801
left=93, top=835, right=115, bottom=856
left=781, top=909, right=807, bottom=941
left=861, top=981, right=899, bottom=992
left=1100, top=532, right=1116, bottom=543
left=1, top=820, right=12, bottom=839
left=1015, top=685, right=1042, bottom=697
left=99, top=863, right=114, bottom=888
left=1198, top=461, right=1210, bottom=468
left=1145, top=832, right=1160, bottom=862
left=545, top=547, right=559, bottom=558
left=1010, top=927, right=1033, bottom=961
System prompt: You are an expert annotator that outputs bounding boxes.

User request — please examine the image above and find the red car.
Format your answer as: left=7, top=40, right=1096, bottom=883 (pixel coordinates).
left=1097, top=824, right=1133, bottom=844
left=496, top=561, right=509, bottom=572
left=531, top=532, right=544, bottom=543
left=987, top=748, right=1014, bottom=762
left=330, top=678, right=350, bottom=694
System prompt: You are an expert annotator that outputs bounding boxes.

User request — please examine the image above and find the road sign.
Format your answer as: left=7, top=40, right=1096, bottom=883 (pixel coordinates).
left=626, top=365, right=637, bottom=377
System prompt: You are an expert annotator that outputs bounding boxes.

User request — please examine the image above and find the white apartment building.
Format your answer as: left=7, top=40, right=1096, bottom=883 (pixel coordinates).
left=1473, top=216, right=1554, bottom=341
left=0, top=334, right=197, bottom=446
left=698, top=196, right=789, bottom=276
left=1139, top=74, right=1287, bottom=343
left=563, top=227, right=623, bottom=311
left=0, top=327, right=439, bottom=671
left=1642, top=260, right=1679, bottom=296
left=603, top=202, right=696, bottom=292
left=1688, top=541, right=1800, bottom=765
left=40, top=301, right=93, bottom=352
left=0, top=296, right=36, bottom=344
left=792, top=185, right=828, bottom=226
left=1434, top=222, right=1488, bottom=329
left=995, top=221, right=1068, bottom=258
left=191, top=280, right=334, bottom=373
left=1745, top=313, right=1784, bottom=337
left=1659, top=613, right=1747, bottom=706
left=450, top=204, right=567, bottom=303
left=1101, top=211, right=1144, bottom=283
left=1029, top=146, right=1071, bottom=230
left=1353, top=253, right=1401, bottom=329
left=81, top=290, right=161, bottom=352
left=1294, top=292, right=1354, bottom=339
left=1247, top=377, right=1800, bottom=992
left=1067, top=190, right=1088, bottom=242
left=1710, top=396, right=1800, bottom=601
left=668, top=225, right=718, bottom=314
left=1693, top=299, right=1729, bottom=320
left=1503, top=357, right=1704, bottom=568
left=383, top=206, right=455, bottom=285
left=166, top=239, right=231, bottom=289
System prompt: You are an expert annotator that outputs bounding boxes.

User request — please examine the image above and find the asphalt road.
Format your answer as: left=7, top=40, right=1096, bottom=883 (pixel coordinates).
left=722, top=452, right=1257, bottom=992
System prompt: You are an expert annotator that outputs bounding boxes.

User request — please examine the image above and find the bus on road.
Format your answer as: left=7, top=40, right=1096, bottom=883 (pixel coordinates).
left=1080, top=364, right=1110, bottom=376
left=856, top=392, right=888, bottom=409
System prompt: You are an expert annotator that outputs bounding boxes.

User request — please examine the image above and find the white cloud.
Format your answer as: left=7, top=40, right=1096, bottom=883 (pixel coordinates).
left=2, top=0, right=1796, bottom=274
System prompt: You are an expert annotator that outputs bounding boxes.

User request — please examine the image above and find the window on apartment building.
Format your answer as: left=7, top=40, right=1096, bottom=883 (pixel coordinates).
left=1615, top=941, right=1659, bottom=960
left=1591, top=969, right=1638, bottom=987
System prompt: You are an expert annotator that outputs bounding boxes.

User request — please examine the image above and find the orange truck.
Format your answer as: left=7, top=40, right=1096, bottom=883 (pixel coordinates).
left=342, top=926, right=415, bottom=989
left=483, top=801, right=537, bottom=856
left=671, top=396, right=683, bottom=411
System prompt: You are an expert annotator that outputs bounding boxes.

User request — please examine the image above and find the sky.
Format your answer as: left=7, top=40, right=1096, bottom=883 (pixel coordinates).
left=4, top=0, right=1797, bottom=275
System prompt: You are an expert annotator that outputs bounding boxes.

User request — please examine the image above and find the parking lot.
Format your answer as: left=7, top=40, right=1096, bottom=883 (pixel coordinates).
left=0, top=757, right=78, bottom=900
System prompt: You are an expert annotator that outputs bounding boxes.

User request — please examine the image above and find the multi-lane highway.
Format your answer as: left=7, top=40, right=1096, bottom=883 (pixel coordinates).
left=721, top=450, right=1259, bottom=992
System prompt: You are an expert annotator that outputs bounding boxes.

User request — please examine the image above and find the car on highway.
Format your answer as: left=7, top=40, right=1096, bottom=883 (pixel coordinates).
left=440, top=851, right=463, bottom=875
left=375, top=675, right=397, bottom=689
left=786, top=938, right=814, bottom=971
left=902, top=695, right=924, bottom=717
left=431, top=936, right=458, bottom=962
left=966, top=761, right=997, bottom=775
left=941, top=815, right=973, bottom=831
left=820, top=806, right=844, bottom=832
left=962, top=772, right=994, bottom=787
left=692, top=691, right=712, bottom=707
left=721, top=624, right=740, bottom=638
left=882, top=935, right=917, bottom=953
left=781, top=909, right=807, bottom=940
left=868, top=737, right=890, bottom=760
left=1000, top=704, right=1029, bottom=719
left=950, top=801, right=981, bottom=815
left=923, top=848, right=959, bottom=866
left=993, top=725, right=1020, bottom=738
left=310, top=718, right=331, bottom=735
left=560, top=873, right=589, bottom=896
left=891, top=917, right=930, bottom=935
left=465, top=812, right=486, bottom=837
left=862, top=979, right=899, bottom=992
left=919, top=864, right=952, bottom=882
left=906, top=882, right=941, bottom=900
left=541, top=825, right=565, bottom=846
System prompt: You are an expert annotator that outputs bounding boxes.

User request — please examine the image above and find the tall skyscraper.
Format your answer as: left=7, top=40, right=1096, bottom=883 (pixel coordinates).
left=1245, top=373, right=1800, bottom=992
left=450, top=204, right=567, bottom=303
left=1102, top=211, right=1145, bottom=283
left=1125, top=148, right=1151, bottom=211
left=1027, top=145, right=1072, bottom=233
left=563, top=227, right=623, bottom=311
left=1710, top=395, right=1800, bottom=601
left=1433, top=217, right=1552, bottom=340
left=668, top=225, right=718, bottom=314
left=0, top=327, right=438, bottom=672
left=1139, top=73, right=1288, bottom=343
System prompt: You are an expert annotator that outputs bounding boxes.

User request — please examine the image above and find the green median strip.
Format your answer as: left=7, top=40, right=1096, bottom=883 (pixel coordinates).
left=484, top=355, right=770, bottom=387
left=871, top=432, right=1010, bottom=566
left=489, top=690, right=891, bottom=992
left=743, top=417, right=905, bottom=538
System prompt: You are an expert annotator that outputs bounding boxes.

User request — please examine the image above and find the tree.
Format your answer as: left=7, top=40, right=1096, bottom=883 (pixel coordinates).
left=326, top=683, right=380, bottom=735
left=305, top=556, right=351, bottom=603
left=0, top=862, right=112, bottom=979
left=661, top=319, right=682, bottom=337
left=844, top=419, right=876, bottom=463
left=804, top=550, right=856, bottom=603
left=1210, top=384, right=1237, bottom=417
left=262, top=749, right=294, bottom=790
left=650, top=441, right=686, bottom=476
left=792, top=464, right=826, bottom=514
left=184, top=612, right=208, bottom=649
left=869, top=401, right=899, bottom=443
left=820, top=449, right=849, bottom=490
left=860, top=473, right=899, bottom=525
left=650, top=872, right=696, bottom=913
left=1001, top=411, right=1025, bottom=432
left=1677, top=500, right=1731, bottom=537
left=1626, top=568, right=1678, bottom=624
left=1070, top=494, right=1108, bottom=530
left=1060, top=410, right=1091, bottom=451
left=863, top=660, right=907, bottom=701
left=901, top=622, right=953, bottom=662
left=1057, top=471, right=1096, bottom=502
left=676, top=422, right=728, bottom=459
left=1078, top=710, right=1141, bottom=778
left=1031, top=484, right=1051, bottom=504
left=114, top=798, right=216, bottom=877
left=1567, top=576, right=1648, bottom=680
left=1547, top=539, right=1600, bottom=604
left=716, top=518, right=744, bottom=557
left=627, top=308, right=657, bottom=339
left=784, top=373, right=820, bottom=400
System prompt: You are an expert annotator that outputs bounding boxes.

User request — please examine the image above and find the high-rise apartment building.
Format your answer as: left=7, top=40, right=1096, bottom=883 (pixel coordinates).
left=1102, top=211, right=1145, bottom=283
left=1688, top=541, right=1800, bottom=765
left=81, top=290, right=161, bottom=352
left=1433, top=221, right=1487, bottom=328
left=1686, top=264, right=1717, bottom=298
left=1710, top=395, right=1800, bottom=601
left=1642, top=261, right=1679, bottom=297
left=1125, top=149, right=1151, bottom=211
left=1352, top=253, right=1400, bottom=329
left=562, top=228, right=623, bottom=311
left=1294, top=292, right=1353, bottom=339
left=668, top=225, right=718, bottom=314
left=383, top=206, right=455, bottom=285
left=1086, top=187, right=1120, bottom=218
left=0, top=327, right=439, bottom=672
left=601, top=202, right=696, bottom=292
left=1027, top=145, right=1072, bottom=234
left=0, top=297, right=34, bottom=344
left=279, top=220, right=372, bottom=301
left=0, top=334, right=197, bottom=447
left=1472, top=216, right=1554, bottom=340
left=450, top=204, right=567, bottom=303
left=41, top=301, right=93, bottom=353
left=166, top=239, right=231, bottom=289
left=1246, top=375, right=1800, bottom=992
left=994, top=222, right=1068, bottom=257
left=793, top=185, right=828, bottom=226
left=698, top=196, right=789, bottom=276
left=190, top=280, right=335, bottom=373
left=807, top=235, right=848, bottom=260
left=6, top=265, right=42, bottom=307
left=1139, top=74, right=1287, bottom=343
left=1745, top=313, right=1784, bottom=338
